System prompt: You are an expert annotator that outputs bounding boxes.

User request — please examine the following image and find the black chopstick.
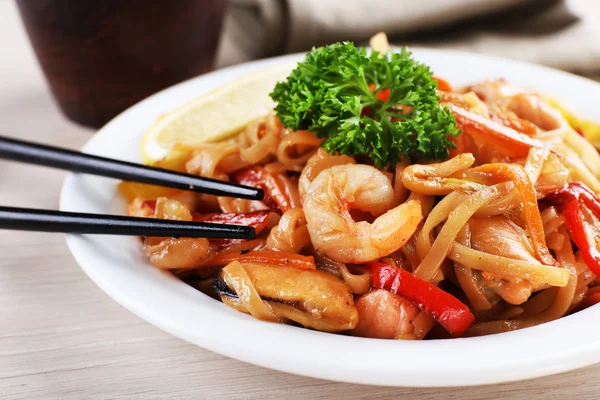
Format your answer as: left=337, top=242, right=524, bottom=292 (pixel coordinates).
left=0, top=206, right=255, bottom=239
left=0, top=135, right=264, bottom=200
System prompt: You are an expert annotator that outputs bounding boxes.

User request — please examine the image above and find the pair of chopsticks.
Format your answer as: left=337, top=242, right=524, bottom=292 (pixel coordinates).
left=0, top=135, right=263, bottom=239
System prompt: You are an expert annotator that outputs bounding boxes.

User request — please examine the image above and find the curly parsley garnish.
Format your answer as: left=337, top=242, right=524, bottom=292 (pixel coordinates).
left=270, top=42, right=459, bottom=167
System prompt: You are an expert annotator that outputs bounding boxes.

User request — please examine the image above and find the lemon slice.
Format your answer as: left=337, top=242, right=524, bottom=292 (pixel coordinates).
left=141, top=62, right=296, bottom=164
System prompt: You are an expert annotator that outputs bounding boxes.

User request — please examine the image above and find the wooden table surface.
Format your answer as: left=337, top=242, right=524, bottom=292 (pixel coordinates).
left=2, top=1, right=600, bottom=399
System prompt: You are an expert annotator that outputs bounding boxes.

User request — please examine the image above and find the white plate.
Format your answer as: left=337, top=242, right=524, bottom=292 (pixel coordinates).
left=60, top=48, right=600, bottom=387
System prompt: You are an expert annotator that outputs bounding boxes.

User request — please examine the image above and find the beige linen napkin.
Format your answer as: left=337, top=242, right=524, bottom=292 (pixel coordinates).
left=218, top=0, right=600, bottom=76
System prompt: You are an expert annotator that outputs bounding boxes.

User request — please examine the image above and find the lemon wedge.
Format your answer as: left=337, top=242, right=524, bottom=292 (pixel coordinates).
left=141, top=62, right=296, bottom=164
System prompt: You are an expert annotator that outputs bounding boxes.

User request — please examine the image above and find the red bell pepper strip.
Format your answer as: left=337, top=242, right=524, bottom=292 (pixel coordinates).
left=375, top=88, right=391, bottom=103
left=362, top=85, right=391, bottom=117
left=140, top=200, right=272, bottom=249
left=366, top=84, right=391, bottom=102
left=232, top=167, right=294, bottom=213
left=193, top=210, right=273, bottom=249
left=192, top=210, right=271, bottom=227
left=568, top=182, right=600, bottom=215
left=231, top=167, right=277, bottom=210
left=369, top=262, right=475, bottom=337
left=562, top=199, right=600, bottom=275
left=140, top=199, right=157, bottom=212
left=447, top=104, right=546, bottom=158
left=546, top=182, right=600, bottom=276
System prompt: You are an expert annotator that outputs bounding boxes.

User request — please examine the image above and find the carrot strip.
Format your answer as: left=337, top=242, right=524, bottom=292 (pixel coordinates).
left=490, top=112, right=539, bottom=136
left=472, top=163, right=555, bottom=266
left=433, top=76, right=453, bottom=92
left=448, top=104, right=546, bottom=158
left=448, top=130, right=477, bottom=159
left=203, top=250, right=316, bottom=270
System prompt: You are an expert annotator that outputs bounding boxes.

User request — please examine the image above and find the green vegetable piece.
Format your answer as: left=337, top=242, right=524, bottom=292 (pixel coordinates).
left=270, top=42, right=460, bottom=167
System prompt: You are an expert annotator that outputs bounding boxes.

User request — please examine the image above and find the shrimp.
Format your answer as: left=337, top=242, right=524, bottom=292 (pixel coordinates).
left=144, top=237, right=211, bottom=270
left=507, top=93, right=566, bottom=131
left=479, top=81, right=600, bottom=189
left=303, top=164, right=423, bottom=263
left=467, top=215, right=543, bottom=305
left=352, top=289, right=419, bottom=339
left=466, top=79, right=600, bottom=189
left=298, top=149, right=355, bottom=201
left=470, top=79, right=566, bottom=130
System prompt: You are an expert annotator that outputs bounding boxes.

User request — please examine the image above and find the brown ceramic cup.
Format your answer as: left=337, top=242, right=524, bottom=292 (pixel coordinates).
left=16, top=0, right=228, bottom=128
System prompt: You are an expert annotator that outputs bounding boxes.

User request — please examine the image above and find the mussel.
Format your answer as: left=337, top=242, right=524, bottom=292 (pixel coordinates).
left=214, top=262, right=359, bottom=332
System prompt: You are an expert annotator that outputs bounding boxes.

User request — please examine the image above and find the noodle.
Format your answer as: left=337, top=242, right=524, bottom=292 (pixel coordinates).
left=551, top=138, right=600, bottom=192
left=466, top=232, right=577, bottom=336
left=416, top=190, right=469, bottom=261
left=392, top=157, right=410, bottom=206
left=455, top=265, right=494, bottom=311
left=216, top=197, right=269, bottom=213
left=126, top=76, right=600, bottom=341
left=496, top=306, right=524, bottom=320
left=407, top=192, right=435, bottom=217
left=185, top=142, right=251, bottom=212
left=541, top=206, right=566, bottom=235
left=338, top=264, right=371, bottom=295
left=414, top=182, right=513, bottom=282
left=411, top=311, right=436, bottom=339
left=402, top=153, right=482, bottom=195
left=239, top=116, right=281, bottom=164
left=267, top=208, right=311, bottom=253
left=313, top=251, right=371, bottom=294
left=276, top=130, right=323, bottom=171
left=523, top=147, right=551, bottom=186
left=518, top=287, right=557, bottom=318
left=569, top=286, right=588, bottom=313
left=448, top=243, right=570, bottom=287
left=454, top=223, right=494, bottom=311
left=562, top=127, right=600, bottom=177
left=473, top=188, right=520, bottom=217
left=186, top=142, right=239, bottom=179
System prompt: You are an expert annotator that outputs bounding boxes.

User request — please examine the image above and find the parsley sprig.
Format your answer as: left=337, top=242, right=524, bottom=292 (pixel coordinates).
left=270, top=42, right=459, bottom=167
